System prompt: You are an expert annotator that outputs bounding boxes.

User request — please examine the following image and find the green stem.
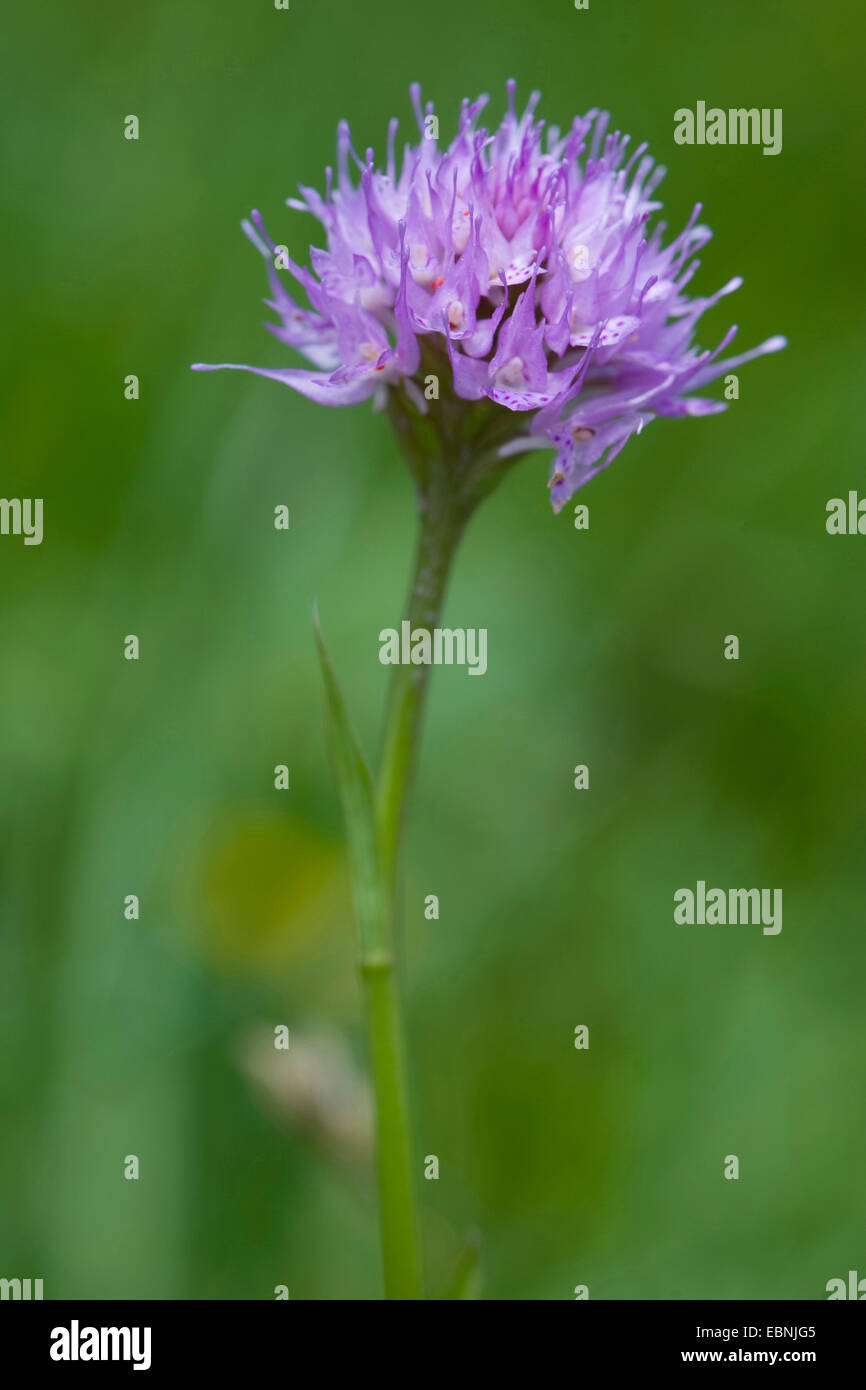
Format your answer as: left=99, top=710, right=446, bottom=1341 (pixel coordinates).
left=377, top=493, right=469, bottom=893
left=360, top=952, right=421, bottom=1299
left=359, top=372, right=517, bottom=1298
left=325, top=379, right=517, bottom=1297
left=363, top=480, right=470, bottom=1301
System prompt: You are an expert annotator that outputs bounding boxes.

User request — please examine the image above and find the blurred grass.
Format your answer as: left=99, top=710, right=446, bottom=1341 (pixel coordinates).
left=1, top=0, right=864, bottom=1299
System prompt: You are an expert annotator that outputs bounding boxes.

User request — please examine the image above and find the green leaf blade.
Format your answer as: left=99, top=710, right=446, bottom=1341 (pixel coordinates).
left=313, top=606, right=387, bottom=958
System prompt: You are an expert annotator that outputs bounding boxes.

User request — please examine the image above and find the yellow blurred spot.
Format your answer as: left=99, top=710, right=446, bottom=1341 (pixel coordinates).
left=191, top=810, right=346, bottom=972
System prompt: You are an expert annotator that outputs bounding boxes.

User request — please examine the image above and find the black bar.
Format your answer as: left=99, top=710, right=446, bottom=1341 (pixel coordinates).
left=2, top=1299, right=862, bottom=1374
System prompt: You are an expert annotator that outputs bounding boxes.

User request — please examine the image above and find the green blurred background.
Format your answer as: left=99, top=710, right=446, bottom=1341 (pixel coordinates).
left=1, top=0, right=864, bottom=1300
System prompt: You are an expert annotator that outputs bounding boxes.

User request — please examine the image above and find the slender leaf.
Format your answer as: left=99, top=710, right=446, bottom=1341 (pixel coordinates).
left=313, top=605, right=386, bottom=957
left=440, top=1230, right=483, bottom=1300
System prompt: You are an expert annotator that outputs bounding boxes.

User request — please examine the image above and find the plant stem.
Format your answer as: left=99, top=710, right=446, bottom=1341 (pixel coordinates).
left=360, top=949, right=422, bottom=1299
left=363, top=481, right=469, bottom=1301
left=378, top=492, right=469, bottom=893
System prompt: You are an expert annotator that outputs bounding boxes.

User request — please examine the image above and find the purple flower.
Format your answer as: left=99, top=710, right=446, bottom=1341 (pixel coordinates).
left=193, top=83, right=785, bottom=511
